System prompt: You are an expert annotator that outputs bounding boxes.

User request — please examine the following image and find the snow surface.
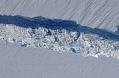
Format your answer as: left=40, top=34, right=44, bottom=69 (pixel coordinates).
left=0, top=15, right=119, bottom=59
left=0, top=42, right=119, bottom=78
left=0, top=0, right=119, bottom=77
left=0, top=0, right=119, bottom=31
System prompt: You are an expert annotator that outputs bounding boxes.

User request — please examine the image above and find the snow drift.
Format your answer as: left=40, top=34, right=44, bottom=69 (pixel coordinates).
left=0, top=15, right=119, bottom=59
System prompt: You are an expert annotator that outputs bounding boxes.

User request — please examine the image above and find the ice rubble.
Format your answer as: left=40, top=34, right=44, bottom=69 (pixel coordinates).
left=0, top=23, right=119, bottom=59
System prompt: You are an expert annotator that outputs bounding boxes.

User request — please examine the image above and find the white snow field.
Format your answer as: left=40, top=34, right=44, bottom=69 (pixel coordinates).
left=0, top=42, right=119, bottom=78
left=0, top=0, right=119, bottom=31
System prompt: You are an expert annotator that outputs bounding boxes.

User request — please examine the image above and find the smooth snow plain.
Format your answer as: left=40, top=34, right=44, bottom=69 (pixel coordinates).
left=0, top=0, right=119, bottom=31
left=0, top=41, right=119, bottom=78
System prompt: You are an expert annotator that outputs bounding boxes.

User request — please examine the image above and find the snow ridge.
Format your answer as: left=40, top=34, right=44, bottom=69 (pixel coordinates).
left=0, top=15, right=119, bottom=59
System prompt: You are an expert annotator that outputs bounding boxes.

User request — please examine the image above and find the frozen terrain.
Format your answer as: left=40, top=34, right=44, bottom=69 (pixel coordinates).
left=0, top=0, right=119, bottom=31
left=0, top=0, right=119, bottom=77
left=0, top=15, right=119, bottom=59
left=0, top=42, right=119, bottom=78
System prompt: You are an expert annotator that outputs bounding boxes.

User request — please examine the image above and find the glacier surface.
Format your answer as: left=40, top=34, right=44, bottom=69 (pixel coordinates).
left=0, top=15, right=119, bottom=59
left=0, top=0, right=119, bottom=31
left=1, top=42, right=119, bottom=78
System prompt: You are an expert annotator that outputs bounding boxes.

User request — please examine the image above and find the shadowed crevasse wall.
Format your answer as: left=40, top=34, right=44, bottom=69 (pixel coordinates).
left=0, top=15, right=119, bottom=41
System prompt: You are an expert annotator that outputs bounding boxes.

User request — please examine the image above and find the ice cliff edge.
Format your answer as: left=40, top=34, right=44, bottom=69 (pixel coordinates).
left=0, top=15, right=119, bottom=59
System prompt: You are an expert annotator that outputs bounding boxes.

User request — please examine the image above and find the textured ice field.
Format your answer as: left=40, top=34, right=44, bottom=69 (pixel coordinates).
left=0, top=0, right=119, bottom=31
left=1, top=23, right=119, bottom=59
